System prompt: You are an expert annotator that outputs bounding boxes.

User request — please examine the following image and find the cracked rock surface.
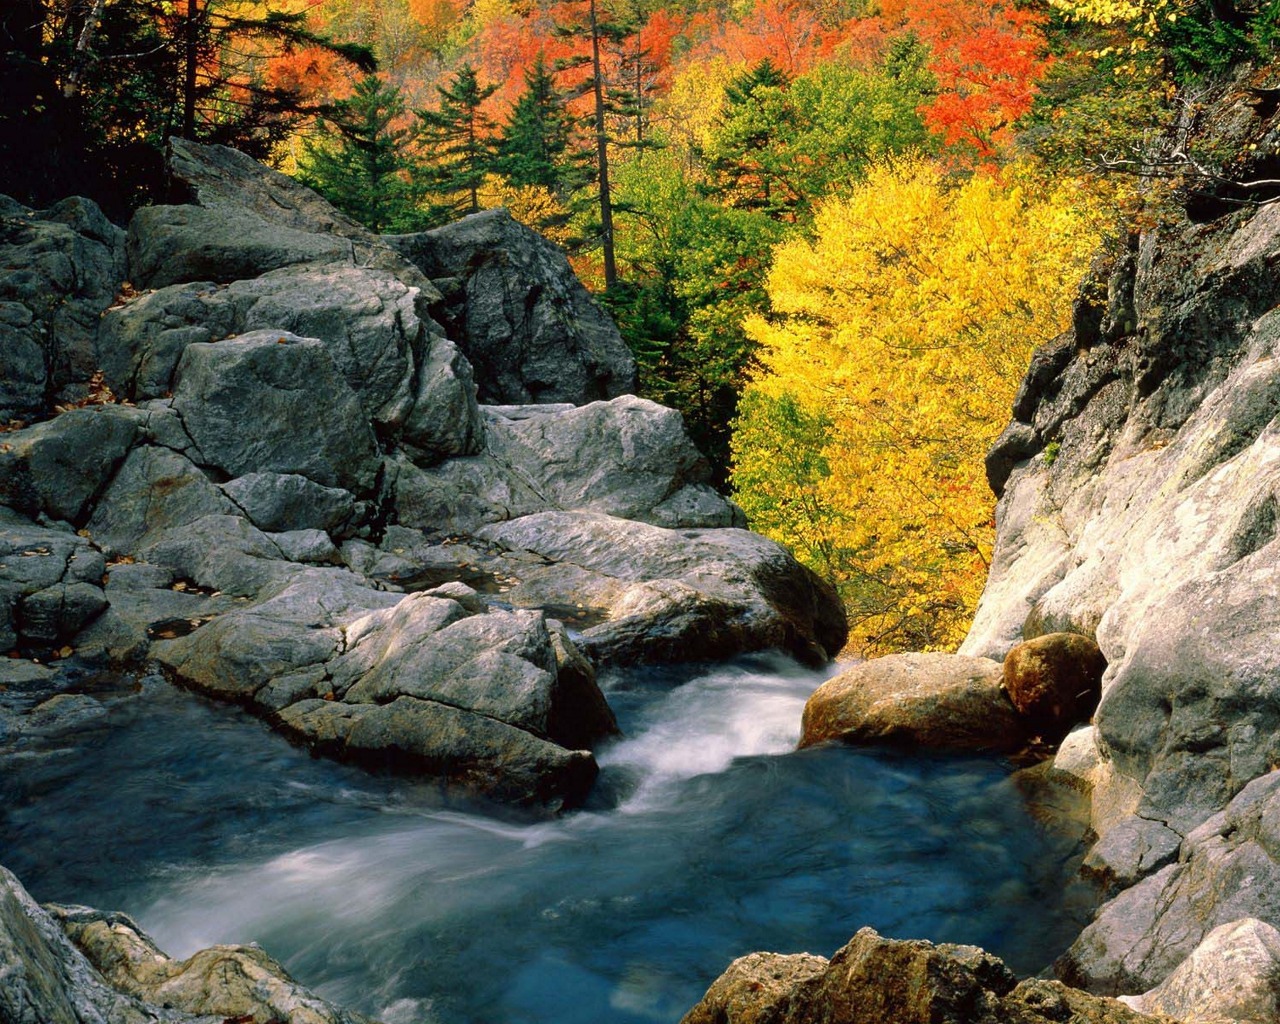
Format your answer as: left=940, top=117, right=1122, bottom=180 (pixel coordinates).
left=0, top=138, right=845, bottom=811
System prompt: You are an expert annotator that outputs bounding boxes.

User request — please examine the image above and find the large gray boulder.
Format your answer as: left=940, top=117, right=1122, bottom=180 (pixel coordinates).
left=391, top=399, right=743, bottom=535
left=153, top=569, right=615, bottom=807
left=98, top=266, right=482, bottom=461
left=483, top=398, right=742, bottom=528
left=127, top=138, right=414, bottom=292
left=0, top=194, right=125, bottom=422
left=388, top=208, right=637, bottom=405
left=476, top=511, right=847, bottom=666
left=170, top=330, right=380, bottom=492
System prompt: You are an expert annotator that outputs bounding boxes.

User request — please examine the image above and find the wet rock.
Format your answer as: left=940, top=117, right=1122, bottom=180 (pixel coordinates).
left=388, top=208, right=637, bottom=405
left=51, top=901, right=379, bottom=1024
left=153, top=569, right=614, bottom=807
left=1118, top=917, right=1280, bottom=1023
left=799, top=653, right=1025, bottom=753
left=0, top=657, right=56, bottom=690
left=1003, top=632, right=1106, bottom=740
left=0, top=865, right=175, bottom=1024
left=0, top=194, right=125, bottom=422
left=681, top=928, right=1158, bottom=1024
left=0, top=510, right=107, bottom=650
left=170, top=330, right=379, bottom=493
left=278, top=696, right=598, bottom=807
left=19, top=582, right=109, bottom=645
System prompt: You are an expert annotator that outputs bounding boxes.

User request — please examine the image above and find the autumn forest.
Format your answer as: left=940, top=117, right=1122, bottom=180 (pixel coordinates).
left=5, top=0, right=1276, bottom=654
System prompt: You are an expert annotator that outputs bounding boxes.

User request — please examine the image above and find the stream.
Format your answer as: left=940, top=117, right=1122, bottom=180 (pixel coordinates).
left=1, top=653, right=1091, bottom=1024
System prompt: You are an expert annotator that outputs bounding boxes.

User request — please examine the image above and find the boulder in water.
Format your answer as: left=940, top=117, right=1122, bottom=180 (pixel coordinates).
left=799, top=653, right=1026, bottom=753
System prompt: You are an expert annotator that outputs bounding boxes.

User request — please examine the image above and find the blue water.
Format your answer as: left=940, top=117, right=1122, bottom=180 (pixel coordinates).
left=0, top=655, right=1089, bottom=1024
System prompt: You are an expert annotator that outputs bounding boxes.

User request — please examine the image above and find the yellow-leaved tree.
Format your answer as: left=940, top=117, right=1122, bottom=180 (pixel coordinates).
left=733, top=158, right=1106, bottom=654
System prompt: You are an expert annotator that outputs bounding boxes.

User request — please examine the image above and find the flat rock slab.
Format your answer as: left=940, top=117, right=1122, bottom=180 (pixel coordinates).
left=800, top=652, right=1026, bottom=753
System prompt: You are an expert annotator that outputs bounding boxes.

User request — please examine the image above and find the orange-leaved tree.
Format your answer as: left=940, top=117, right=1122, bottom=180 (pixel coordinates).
left=732, top=158, right=1106, bottom=654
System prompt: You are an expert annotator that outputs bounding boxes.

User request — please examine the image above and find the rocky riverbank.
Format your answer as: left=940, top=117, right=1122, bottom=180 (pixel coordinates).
left=0, top=138, right=850, bottom=1023
left=0, top=137, right=844, bottom=814
left=681, top=67, right=1280, bottom=1024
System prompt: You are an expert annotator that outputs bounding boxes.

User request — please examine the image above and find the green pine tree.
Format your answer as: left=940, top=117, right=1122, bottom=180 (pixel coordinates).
left=417, top=62, right=500, bottom=220
left=298, top=74, right=424, bottom=233
left=497, top=55, right=575, bottom=192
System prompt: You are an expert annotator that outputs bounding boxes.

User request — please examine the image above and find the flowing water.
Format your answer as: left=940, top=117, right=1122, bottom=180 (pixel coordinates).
left=1, top=654, right=1090, bottom=1024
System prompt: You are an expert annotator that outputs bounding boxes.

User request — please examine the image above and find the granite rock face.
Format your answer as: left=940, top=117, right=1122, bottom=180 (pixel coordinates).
left=388, top=208, right=637, bottom=404
left=951, top=68, right=1280, bottom=1007
left=0, top=138, right=845, bottom=812
left=0, top=194, right=126, bottom=424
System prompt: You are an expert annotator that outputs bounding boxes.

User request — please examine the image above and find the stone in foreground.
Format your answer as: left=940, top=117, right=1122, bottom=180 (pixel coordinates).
left=800, top=653, right=1026, bottom=753
left=0, top=862, right=378, bottom=1024
left=680, top=928, right=1158, bottom=1024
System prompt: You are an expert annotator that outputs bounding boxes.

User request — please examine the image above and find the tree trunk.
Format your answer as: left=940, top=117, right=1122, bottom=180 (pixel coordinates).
left=588, top=0, right=617, bottom=288
left=63, top=0, right=105, bottom=98
left=182, top=0, right=199, bottom=139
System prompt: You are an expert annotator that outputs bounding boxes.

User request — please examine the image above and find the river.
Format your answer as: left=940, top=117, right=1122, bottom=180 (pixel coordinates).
left=1, top=653, right=1090, bottom=1024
